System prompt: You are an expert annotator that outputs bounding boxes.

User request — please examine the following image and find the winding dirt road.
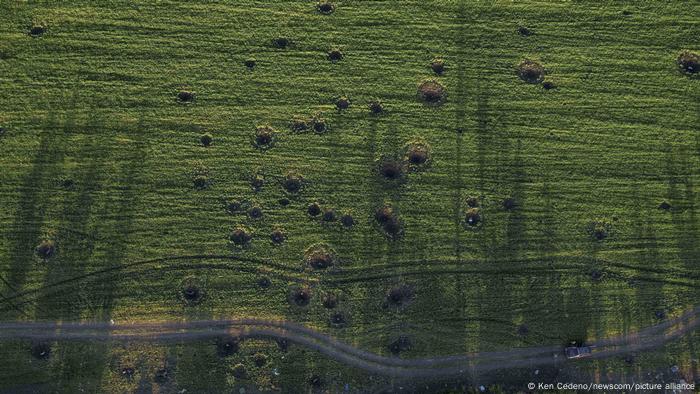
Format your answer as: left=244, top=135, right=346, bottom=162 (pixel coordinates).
left=1, top=306, right=698, bottom=379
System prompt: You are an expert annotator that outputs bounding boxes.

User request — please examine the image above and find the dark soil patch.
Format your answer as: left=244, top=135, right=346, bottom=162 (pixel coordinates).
left=322, top=293, right=338, bottom=309
left=327, top=49, right=344, bottom=62
left=336, top=96, right=350, bottom=110
left=121, top=367, right=135, bottom=379
left=318, top=1, right=335, bottom=14
left=418, top=80, right=447, bottom=104
left=379, top=160, right=405, bottom=181
left=216, top=336, right=240, bottom=357
left=181, top=277, right=204, bottom=305
left=658, top=201, right=671, bottom=210
left=289, top=287, right=312, bottom=307
left=386, top=284, right=414, bottom=307
left=340, top=213, right=354, bottom=228
left=154, top=368, right=169, bottom=384
left=330, top=311, right=347, bottom=328
left=677, top=51, right=699, bottom=74
left=30, top=342, right=51, bottom=360
left=388, top=335, right=412, bottom=355
left=272, top=37, right=291, bottom=49
left=248, top=205, right=263, bottom=219
left=35, top=240, right=56, bottom=260
left=230, top=226, right=253, bottom=245
left=253, top=353, right=267, bottom=367
left=431, top=58, right=445, bottom=75
left=518, top=60, right=545, bottom=84
left=517, top=26, right=532, bottom=36
left=517, top=324, right=529, bottom=336
left=465, top=208, right=481, bottom=227
left=503, top=197, right=517, bottom=210
left=283, top=172, right=303, bottom=193
left=279, top=198, right=290, bottom=206
left=382, top=217, right=403, bottom=238
left=291, top=117, right=310, bottom=132
left=322, top=208, right=337, bottom=222
left=368, top=99, right=384, bottom=114
left=305, top=244, right=336, bottom=269
left=542, top=81, right=556, bottom=90
left=257, top=276, right=271, bottom=289
left=177, top=91, right=195, bottom=103
left=307, top=202, right=322, bottom=217
left=232, top=363, right=247, bottom=379
left=29, top=25, right=46, bottom=36
left=200, top=133, right=213, bottom=147
left=254, top=125, right=275, bottom=149
left=244, top=58, right=256, bottom=69
left=271, top=228, right=286, bottom=244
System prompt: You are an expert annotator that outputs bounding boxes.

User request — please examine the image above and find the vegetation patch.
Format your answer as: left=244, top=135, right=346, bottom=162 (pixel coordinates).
left=253, top=353, right=267, bottom=367
left=253, top=125, right=276, bottom=149
left=232, top=363, right=247, bottom=379
left=192, top=163, right=210, bottom=189
left=290, top=116, right=311, bottom=133
left=588, top=220, right=612, bottom=240
left=230, top=225, right=253, bottom=245
left=517, top=26, right=532, bottom=36
left=375, top=204, right=405, bottom=238
left=404, top=140, right=432, bottom=168
left=322, top=292, right=338, bottom=309
left=226, top=199, right=243, bottom=214
left=377, top=158, right=406, bottom=182
left=517, top=60, right=545, bottom=83
left=304, top=243, right=336, bottom=269
left=677, top=51, right=699, bottom=74
left=418, top=80, right=447, bottom=104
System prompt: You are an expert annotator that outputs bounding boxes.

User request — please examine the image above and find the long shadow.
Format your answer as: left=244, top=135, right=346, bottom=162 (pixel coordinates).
left=1, top=113, right=66, bottom=320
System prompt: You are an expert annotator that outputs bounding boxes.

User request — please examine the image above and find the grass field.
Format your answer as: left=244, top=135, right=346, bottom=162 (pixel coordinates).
left=0, top=0, right=699, bottom=392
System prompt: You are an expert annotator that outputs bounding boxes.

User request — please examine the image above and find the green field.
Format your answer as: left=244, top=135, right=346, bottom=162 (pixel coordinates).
left=0, top=0, right=698, bottom=392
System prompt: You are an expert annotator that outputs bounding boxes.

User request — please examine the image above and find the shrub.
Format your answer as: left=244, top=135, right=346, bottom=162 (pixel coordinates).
left=121, top=367, right=135, bottom=379
left=254, top=125, right=275, bottom=149
left=192, top=175, right=208, bottom=189
left=35, top=240, right=56, bottom=260
left=677, top=51, right=699, bottom=74
left=418, top=80, right=447, bottom=104
left=336, top=96, right=350, bottom=110
left=542, top=81, right=556, bottom=90
left=230, top=226, right=252, bottom=245
left=465, top=208, right=481, bottom=227
left=177, top=90, right=195, bottom=103
left=318, top=1, right=335, bottom=14
left=305, top=243, right=336, bottom=269
left=375, top=205, right=395, bottom=224
left=257, top=276, right=271, bottom=288
left=368, top=99, right=384, bottom=114
left=430, top=58, right=445, bottom=75
left=517, top=60, right=545, bottom=83
left=226, top=199, right=242, bottom=213
left=466, top=196, right=479, bottom=208
left=328, top=48, right=343, bottom=62
left=658, top=201, right=671, bottom=210
left=382, top=216, right=403, bottom=238
left=251, top=173, right=264, bottom=191
left=200, top=133, right=213, bottom=147
left=307, top=202, right=322, bottom=217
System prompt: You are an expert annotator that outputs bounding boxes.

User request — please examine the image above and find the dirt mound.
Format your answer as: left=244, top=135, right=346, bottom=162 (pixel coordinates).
left=289, top=287, right=312, bottom=306
left=336, top=96, right=350, bottom=110
left=405, top=141, right=431, bottom=167
left=322, top=293, right=338, bottom=309
left=305, top=243, right=336, bottom=269
left=248, top=205, right=263, bottom=219
left=431, top=58, right=445, bottom=75
left=322, top=208, right=337, bottom=222
left=465, top=208, right=481, bottom=227
left=200, top=133, right=213, bottom=147
left=318, top=1, right=335, bottom=14
left=328, top=48, right=344, bottom=62
left=517, top=60, right=544, bottom=83
left=330, top=311, right=347, bottom=328
left=312, top=114, right=327, bottom=133
left=271, top=228, right=286, bottom=244
left=307, top=202, right=322, bottom=217
left=177, top=91, right=195, bottom=103
left=368, top=99, right=384, bottom=114
left=378, top=159, right=405, bottom=181
left=253, top=353, right=267, bottom=367
left=30, top=342, right=51, bottom=359
left=244, top=58, right=256, bottom=69
left=254, top=125, right=276, bottom=149
left=283, top=172, right=303, bottom=194
left=418, top=80, right=447, bottom=104
left=181, top=277, right=204, bottom=305
left=340, top=213, right=354, bottom=228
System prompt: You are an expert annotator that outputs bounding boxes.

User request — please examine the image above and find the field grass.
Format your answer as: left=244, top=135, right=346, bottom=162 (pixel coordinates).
left=0, top=0, right=698, bottom=392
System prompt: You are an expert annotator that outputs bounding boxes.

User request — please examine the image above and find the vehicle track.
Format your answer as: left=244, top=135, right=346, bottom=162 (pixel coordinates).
left=0, top=307, right=697, bottom=378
